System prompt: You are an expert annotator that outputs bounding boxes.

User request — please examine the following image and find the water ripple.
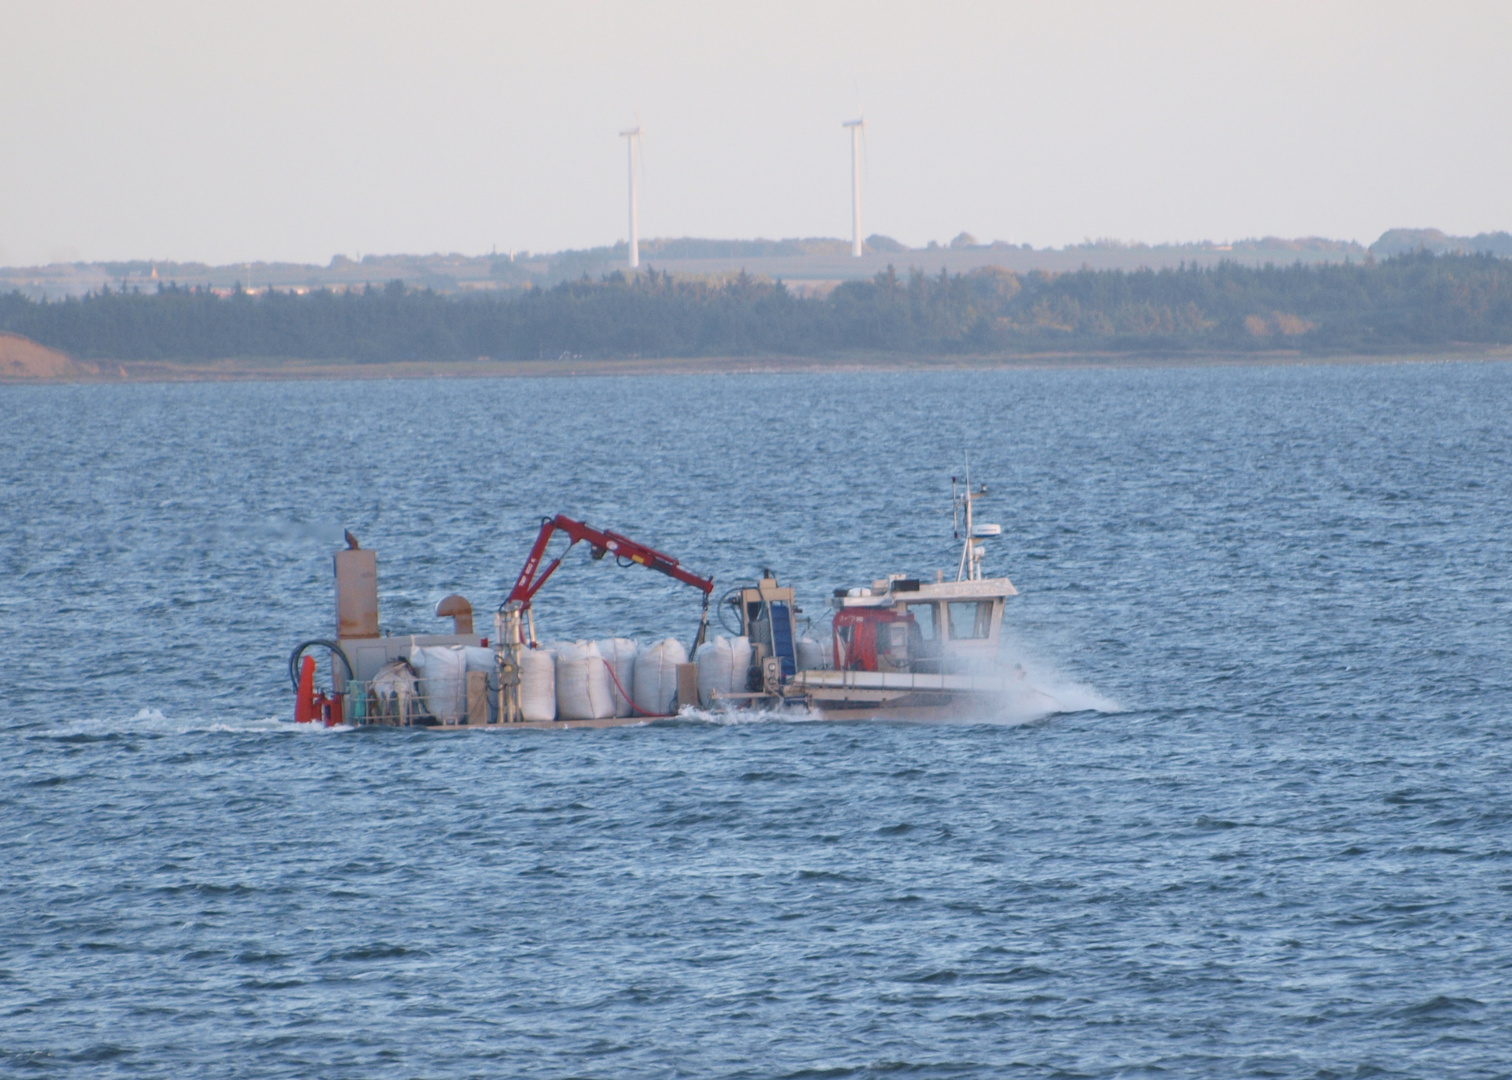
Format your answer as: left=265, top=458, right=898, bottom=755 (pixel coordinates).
left=2, top=363, right=1511, bottom=1077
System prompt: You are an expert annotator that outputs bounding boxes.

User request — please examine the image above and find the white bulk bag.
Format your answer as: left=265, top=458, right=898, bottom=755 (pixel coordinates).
left=731, top=634, right=752, bottom=689
left=734, top=632, right=752, bottom=689
left=554, top=640, right=615, bottom=721
left=595, top=638, right=638, bottom=717
left=633, top=637, right=687, bottom=716
left=796, top=636, right=826, bottom=672
left=462, top=646, right=496, bottom=673
left=696, top=635, right=752, bottom=707
left=519, top=646, right=557, bottom=722
left=409, top=644, right=468, bottom=723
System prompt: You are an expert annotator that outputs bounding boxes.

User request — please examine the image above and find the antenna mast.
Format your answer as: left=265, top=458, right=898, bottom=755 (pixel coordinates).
left=953, top=458, right=998, bottom=582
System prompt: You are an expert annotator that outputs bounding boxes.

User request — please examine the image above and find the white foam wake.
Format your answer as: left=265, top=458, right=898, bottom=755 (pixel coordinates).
left=987, top=642, right=1121, bottom=724
left=38, top=707, right=352, bottom=737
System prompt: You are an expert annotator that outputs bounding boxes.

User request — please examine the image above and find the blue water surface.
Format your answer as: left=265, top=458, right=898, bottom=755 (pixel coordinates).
left=2, top=361, right=1510, bottom=1078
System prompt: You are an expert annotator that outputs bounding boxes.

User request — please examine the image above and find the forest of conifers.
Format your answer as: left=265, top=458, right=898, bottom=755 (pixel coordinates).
left=3, top=253, right=1510, bottom=363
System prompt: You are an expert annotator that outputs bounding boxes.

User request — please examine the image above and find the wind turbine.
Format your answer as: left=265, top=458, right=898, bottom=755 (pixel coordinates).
left=842, top=116, right=865, bottom=257
left=619, top=122, right=642, bottom=269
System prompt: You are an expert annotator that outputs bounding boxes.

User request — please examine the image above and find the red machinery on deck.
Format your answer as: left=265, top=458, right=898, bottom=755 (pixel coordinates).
left=508, top=514, right=714, bottom=607
left=500, top=514, right=716, bottom=707
left=293, top=653, right=344, bottom=727
left=832, top=607, right=917, bottom=673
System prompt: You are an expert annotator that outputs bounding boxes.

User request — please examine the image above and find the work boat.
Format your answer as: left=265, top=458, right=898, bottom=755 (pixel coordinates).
left=288, top=478, right=1024, bottom=728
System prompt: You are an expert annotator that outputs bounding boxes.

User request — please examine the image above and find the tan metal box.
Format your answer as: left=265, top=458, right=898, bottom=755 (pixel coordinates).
left=676, top=662, right=699, bottom=713
left=334, top=549, right=379, bottom=638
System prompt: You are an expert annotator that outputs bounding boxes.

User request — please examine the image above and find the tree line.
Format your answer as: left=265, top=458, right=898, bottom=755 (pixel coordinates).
left=3, top=253, right=1510, bottom=363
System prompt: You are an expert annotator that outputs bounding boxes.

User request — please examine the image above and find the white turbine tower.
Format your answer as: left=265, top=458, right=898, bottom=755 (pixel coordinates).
left=620, top=123, right=642, bottom=269
left=842, top=116, right=865, bottom=257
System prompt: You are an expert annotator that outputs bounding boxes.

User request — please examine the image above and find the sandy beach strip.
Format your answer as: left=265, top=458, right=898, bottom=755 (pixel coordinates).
left=4, top=345, right=1512, bottom=384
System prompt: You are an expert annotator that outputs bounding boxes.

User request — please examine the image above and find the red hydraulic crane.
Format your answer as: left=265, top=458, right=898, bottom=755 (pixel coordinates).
left=506, top=514, right=714, bottom=610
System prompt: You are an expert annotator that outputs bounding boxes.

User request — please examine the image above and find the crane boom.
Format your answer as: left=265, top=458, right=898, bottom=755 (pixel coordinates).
left=506, top=514, right=714, bottom=610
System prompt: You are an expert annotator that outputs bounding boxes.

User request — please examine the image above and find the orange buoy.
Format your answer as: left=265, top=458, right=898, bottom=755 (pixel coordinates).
left=295, top=654, right=316, bottom=723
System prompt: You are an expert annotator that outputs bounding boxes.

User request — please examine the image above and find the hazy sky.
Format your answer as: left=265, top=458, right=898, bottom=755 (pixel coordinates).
left=1, top=1, right=1508, bottom=266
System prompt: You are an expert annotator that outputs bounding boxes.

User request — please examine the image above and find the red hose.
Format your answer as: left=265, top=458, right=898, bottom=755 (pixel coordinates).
left=600, top=656, right=670, bottom=719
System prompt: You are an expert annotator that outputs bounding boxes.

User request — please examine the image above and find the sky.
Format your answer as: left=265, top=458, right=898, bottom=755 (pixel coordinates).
left=1, top=0, right=1508, bottom=266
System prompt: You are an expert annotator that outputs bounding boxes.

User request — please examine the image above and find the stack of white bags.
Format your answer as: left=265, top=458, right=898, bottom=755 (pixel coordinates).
left=512, top=635, right=694, bottom=721
left=412, top=631, right=794, bottom=722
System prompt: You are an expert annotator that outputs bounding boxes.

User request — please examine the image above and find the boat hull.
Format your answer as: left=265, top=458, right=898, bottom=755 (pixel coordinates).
left=350, top=686, right=1020, bottom=729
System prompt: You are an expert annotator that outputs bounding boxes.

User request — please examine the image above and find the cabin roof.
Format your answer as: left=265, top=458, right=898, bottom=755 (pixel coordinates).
left=833, top=576, right=1017, bottom=607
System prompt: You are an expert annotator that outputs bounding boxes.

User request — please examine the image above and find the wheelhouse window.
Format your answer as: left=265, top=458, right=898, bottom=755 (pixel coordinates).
left=905, top=603, right=938, bottom=641
left=947, top=600, right=994, bottom=640
left=834, top=622, right=854, bottom=667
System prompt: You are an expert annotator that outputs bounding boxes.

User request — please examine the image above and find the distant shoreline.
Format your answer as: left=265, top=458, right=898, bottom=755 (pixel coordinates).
left=10, top=254, right=1512, bottom=375
left=6, top=346, right=1512, bottom=385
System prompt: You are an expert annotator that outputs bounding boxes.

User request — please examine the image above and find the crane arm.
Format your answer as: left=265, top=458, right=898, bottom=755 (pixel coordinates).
left=506, top=514, right=714, bottom=609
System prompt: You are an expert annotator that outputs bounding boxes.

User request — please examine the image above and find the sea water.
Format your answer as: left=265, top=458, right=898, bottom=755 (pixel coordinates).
left=1, top=361, right=1509, bottom=1077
